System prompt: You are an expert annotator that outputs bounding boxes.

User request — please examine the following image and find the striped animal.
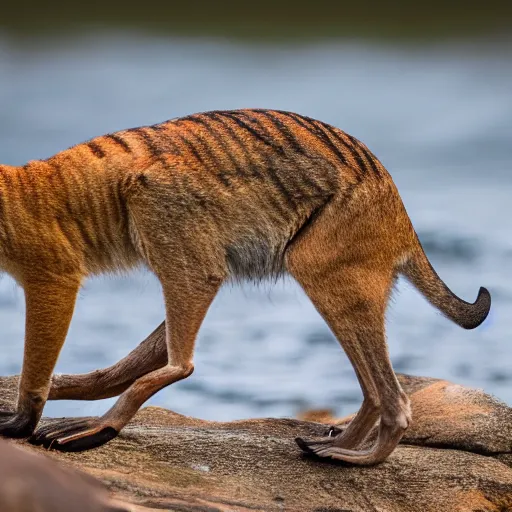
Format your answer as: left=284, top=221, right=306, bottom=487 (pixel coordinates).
left=0, top=109, right=490, bottom=464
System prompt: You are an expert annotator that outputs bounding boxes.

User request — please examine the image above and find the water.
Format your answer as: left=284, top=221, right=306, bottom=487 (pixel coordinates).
left=0, top=32, right=511, bottom=421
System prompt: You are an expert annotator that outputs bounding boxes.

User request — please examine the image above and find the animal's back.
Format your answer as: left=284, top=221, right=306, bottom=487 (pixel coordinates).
left=114, top=109, right=393, bottom=280
left=0, top=109, right=397, bottom=281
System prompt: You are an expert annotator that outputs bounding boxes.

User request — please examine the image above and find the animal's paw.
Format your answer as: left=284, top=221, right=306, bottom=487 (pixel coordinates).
left=0, top=410, right=36, bottom=438
left=295, top=436, right=336, bottom=457
left=29, top=417, right=118, bottom=452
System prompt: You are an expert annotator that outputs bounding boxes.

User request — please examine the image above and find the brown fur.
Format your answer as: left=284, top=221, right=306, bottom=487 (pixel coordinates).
left=0, top=109, right=490, bottom=464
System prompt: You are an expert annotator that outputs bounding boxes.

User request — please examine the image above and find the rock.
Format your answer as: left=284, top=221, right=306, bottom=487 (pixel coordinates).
left=0, top=438, right=126, bottom=512
left=0, top=374, right=511, bottom=512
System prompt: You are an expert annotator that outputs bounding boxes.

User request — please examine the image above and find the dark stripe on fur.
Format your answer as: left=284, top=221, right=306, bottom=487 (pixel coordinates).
left=201, top=112, right=249, bottom=179
left=87, top=142, right=106, bottom=159
left=129, top=128, right=168, bottom=167
left=225, top=112, right=284, bottom=153
left=105, top=134, right=132, bottom=153
left=208, top=114, right=263, bottom=180
left=281, top=112, right=348, bottom=166
left=179, top=119, right=233, bottom=188
left=258, top=110, right=306, bottom=155
left=346, top=134, right=383, bottom=178
left=178, top=134, right=207, bottom=165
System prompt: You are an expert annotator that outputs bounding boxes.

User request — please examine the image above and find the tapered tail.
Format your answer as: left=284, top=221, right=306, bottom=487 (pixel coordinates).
left=400, top=237, right=491, bottom=329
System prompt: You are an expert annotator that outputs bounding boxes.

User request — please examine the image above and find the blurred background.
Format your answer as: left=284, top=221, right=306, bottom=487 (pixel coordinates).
left=0, top=2, right=511, bottom=421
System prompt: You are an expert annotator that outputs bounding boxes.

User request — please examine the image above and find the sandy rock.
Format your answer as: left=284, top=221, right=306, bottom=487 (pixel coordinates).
left=0, top=374, right=511, bottom=512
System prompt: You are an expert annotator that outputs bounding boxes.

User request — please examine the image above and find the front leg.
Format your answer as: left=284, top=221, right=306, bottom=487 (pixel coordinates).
left=31, top=263, right=221, bottom=452
left=0, top=275, right=80, bottom=438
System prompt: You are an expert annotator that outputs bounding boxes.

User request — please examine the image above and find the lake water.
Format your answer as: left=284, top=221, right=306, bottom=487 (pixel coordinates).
left=0, top=32, right=511, bottom=421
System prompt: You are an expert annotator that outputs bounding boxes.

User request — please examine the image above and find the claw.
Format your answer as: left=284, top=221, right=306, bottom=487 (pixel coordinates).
left=327, top=425, right=343, bottom=437
left=295, top=436, right=334, bottom=455
left=297, top=436, right=362, bottom=460
left=295, top=436, right=313, bottom=454
left=29, top=418, right=118, bottom=452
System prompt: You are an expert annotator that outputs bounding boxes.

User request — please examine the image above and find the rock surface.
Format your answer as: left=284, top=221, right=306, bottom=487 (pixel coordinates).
left=1, top=374, right=511, bottom=512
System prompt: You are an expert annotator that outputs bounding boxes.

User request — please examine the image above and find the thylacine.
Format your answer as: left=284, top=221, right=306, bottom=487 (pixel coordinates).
left=0, top=109, right=490, bottom=464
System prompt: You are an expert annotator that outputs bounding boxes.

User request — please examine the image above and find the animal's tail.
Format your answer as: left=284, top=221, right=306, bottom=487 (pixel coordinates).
left=400, top=235, right=491, bottom=329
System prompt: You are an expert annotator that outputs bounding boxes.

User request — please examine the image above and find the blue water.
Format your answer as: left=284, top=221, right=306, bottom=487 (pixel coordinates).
left=0, top=33, right=511, bottom=421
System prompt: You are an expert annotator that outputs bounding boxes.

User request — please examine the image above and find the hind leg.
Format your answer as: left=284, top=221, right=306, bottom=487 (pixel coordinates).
left=294, top=265, right=410, bottom=464
left=288, top=236, right=410, bottom=464
left=309, top=358, right=381, bottom=449
left=323, top=365, right=381, bottom=449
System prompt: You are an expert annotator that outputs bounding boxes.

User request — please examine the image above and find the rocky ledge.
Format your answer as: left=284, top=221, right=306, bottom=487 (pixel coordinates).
left=0, top=374, right=511, bottom=512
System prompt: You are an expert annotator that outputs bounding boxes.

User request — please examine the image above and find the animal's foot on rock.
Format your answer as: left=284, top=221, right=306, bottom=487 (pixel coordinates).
left=296, top=424, right=401, bottom=465
left=295, top=435, right=337, bottom=457
left=296, top=436, right=374, bottom=463
left=0, top=410, right=36, bottom=438
left=296, top=425, right=347, bottom=457
left=29, top=417, right=118, bottom=452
